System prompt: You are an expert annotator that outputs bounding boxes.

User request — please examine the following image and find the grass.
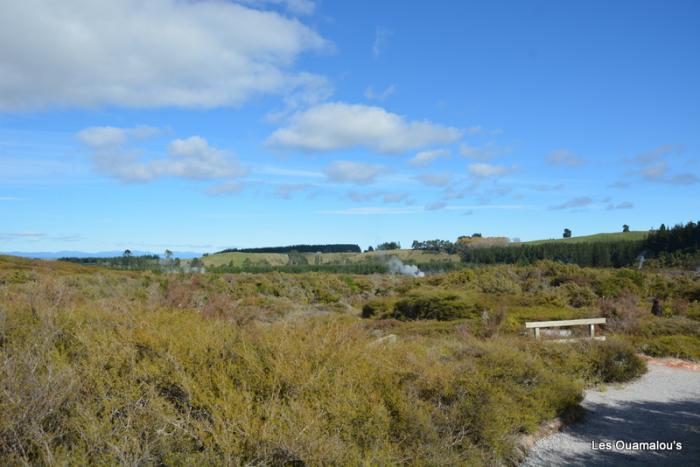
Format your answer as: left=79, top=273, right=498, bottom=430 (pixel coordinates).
left=200, top=251, right=289, bottom=267
left=525, top=231, right=648, bottom=245
left=4, top=255, right=698, bottom=465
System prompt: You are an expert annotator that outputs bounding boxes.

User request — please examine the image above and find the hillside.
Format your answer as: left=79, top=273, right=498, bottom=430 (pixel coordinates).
left=201, top=249, right=461, bottom=268
left=524, top=231, right=648, bottom=245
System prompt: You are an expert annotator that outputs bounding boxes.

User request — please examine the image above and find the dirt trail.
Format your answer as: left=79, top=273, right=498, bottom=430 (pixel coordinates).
left=522, top=362, right=700, bottom=466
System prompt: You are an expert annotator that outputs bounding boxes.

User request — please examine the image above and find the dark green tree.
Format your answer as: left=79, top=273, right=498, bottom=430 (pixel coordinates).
left=377, top=242, right=401, bottom=251
left=563, top=228, right=572, bottom=238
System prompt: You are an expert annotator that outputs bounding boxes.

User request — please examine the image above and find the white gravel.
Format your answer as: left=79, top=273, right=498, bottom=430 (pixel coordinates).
left=522, top=363, right=700, bottom=466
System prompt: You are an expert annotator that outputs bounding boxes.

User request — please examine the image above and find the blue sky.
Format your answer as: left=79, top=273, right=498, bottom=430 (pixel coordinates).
left=1, top=0, right=699, bottom=253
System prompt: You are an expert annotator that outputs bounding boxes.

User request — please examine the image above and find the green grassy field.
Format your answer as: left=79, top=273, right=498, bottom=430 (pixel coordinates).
left=524, top=231, right=648, bottom=245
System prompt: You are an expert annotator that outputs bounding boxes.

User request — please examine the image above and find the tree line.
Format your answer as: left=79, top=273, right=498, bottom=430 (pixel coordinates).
left=412, top=220, right=700, bottom=268
left=457, top=239, right=644, bottom=267
left=216, top=244, right=362, bottom=254
left=645, top=221, right=700, bottom=255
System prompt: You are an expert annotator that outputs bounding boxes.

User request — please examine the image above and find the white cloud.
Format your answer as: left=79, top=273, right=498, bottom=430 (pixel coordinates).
left=468, top=163, right=517, bottom=178
left=465, top=126, right=503, bottom=136
left=533, top=183, right=565, bottom=192
left=416, top=172, right=452, bottom=187
left=347, top=191, right=408, bottom=203
left=425, top=201, right=447, bottom=211
left=0, top=0, right=329, bottom=110
left=382, top=192, right=409, bottom=203
left=0, top=232, right=45, bottom=240
left=459, top=142, right=509, bottom=161
left=0, top=232, right=81, bottom=242
left=78, top=126, right=159, bottom=149
left=372, top=27, right=391, bottom=58
left=606, top=201, right=634, bottom=210
left=205, top=182, right=244, bottom=196
left=275, top=183, right=311, bottom=199
left=237, top=0, right=317, bottom=15
left=670, top=173, right=699, bottom=185
left=549, top=197, right=593, bottom=210
left=364, top=84, right=396, bottom=101
left=625, top=144, right=696, bottom=184
left=267, top=102, right=463, bottom=153
left=546, top=149, right=585, bottom=166
left=323, top=161, right=384, bottom=184
left=79, top=127, right=248, bottom=184
left=318, top=203, right=532, bottom=216
left=409, top=148, right=450, bottom=167
left=319, top=207, right=418, bottom=215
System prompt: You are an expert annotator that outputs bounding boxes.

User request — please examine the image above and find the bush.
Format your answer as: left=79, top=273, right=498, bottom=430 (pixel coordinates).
left=562, top=282, right=597, bottom=308
left=361, top=297, right=398, bottom=318
left=392, top=290, right=481, bottom=321
left=637, top=335, right=700, bottom=361
left=587, top=339, right=646, bottom=383
left=598, top=294, right=645, bottom=333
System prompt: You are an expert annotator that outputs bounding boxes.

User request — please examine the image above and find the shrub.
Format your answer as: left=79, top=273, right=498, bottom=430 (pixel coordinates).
left=562, top=282, right=597, bottom=308
left=598, top=294, right=645, bottom=333
left=361, top=297, right=398, bottom=318
left=392, top=290, right=481, bottom=321
left=637, top=335, right=700, bottom=361
left=587, top=339, right=646, bottom=383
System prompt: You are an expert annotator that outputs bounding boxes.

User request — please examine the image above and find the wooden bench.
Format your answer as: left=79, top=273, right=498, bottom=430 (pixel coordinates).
left=525, top=318, right=606, bottom=342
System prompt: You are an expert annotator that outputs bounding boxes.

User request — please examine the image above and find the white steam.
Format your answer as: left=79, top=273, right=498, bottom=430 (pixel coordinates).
left=637, top=252, right=646, bottom=270
left=387, top=257, right=425, bottom=277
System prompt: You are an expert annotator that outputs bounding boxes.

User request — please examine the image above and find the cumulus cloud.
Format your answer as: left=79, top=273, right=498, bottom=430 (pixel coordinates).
left=416, top=172, right=452, bottom=187
left=0, top=0, right=329, bottom=110
left=468, top=163, right=517, bottom=178
left=364, top=84, right=396, bottom=101
left=549, top=196, right=593, bottom=210
left=409, top=148, right=450, bottom=167
left=546, top=149, right=585, bottom=166
left=79, top=127, right=248, bottom=184
left=323, top=161, right=384, bottom=184
left=267, top=102, right=463, bottom=153
left=77, top=126, right=159, bottom=148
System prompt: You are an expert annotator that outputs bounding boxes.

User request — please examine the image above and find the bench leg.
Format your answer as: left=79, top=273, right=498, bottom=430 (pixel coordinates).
left=589, top=324, right=595, bottom=338
left=534, top=328, right=540, bottom=339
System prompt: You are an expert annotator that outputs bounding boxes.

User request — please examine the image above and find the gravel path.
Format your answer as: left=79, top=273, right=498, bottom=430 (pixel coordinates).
left=523, top=363, right=700, bottom=466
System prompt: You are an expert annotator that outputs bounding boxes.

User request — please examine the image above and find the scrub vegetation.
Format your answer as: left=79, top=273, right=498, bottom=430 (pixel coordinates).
left=3, top=253, right=698, bottom=465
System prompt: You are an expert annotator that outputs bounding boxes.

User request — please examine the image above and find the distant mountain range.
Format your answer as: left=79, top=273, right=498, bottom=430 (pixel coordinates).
left=1, top=250, right=203, bottom=260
